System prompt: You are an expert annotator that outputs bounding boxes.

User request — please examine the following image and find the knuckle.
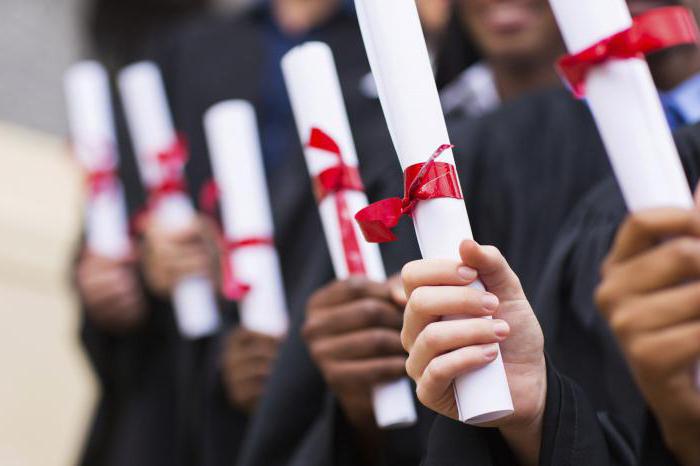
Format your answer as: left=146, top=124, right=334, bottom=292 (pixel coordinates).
left=627, top=339, right=650, bottom=366
left=409, top=287, right=430, bottom=315
left=421, top=322, right=444, bottom=350
left=483, top=245, right=503, bottom=259
left=415, top=384, right=431, bottom=408
left=401, top=261, right=418, bottom=288
left=360, top=298, right=384, bottom=326
left=404, top=356, right=418, bottom=381
left=425, top=358, right=449, bottom=383
left=608, top=306, right=634, bottom=339
left=595, top=282, right=616, bottom=314
left=324, top=365, right=343, bottom=387
left=345, top=276, right=367, bottom=297
left=625, top=214, right=649, bottom=237
left=671, top=238, right=700, bottom=267
left=370, top=329, right=392, bottom=353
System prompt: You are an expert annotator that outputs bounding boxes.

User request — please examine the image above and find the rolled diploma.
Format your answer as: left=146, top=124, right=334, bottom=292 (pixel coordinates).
left=282, top=42, right=418, bottom=429
left=118, top=61, right=221, bottom=339
left=64, top=61, right=131, bottom=259
left=548, top=0, right=699, bottom=388
left=203, top=101, right=289, bottom=338
left=354, top=0, right=513, bottom=423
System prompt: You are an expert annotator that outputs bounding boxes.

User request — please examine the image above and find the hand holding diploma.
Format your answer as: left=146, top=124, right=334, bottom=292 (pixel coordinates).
left=64, top=60, right=131, bottom=260
left=118, top=61, right=221, bottom=339
left=596, top=206, right=700, bottom=466
left=282, top=41, right=417, bottom=429
left=401, top=240, right=546, bottom=464
left=302, top=277, right=411, bottom=434
left=353, top=0, right=512, bottom=423
left=203, top=100, right=289, bottom=338
left=548, top=0, right=700, bottom=388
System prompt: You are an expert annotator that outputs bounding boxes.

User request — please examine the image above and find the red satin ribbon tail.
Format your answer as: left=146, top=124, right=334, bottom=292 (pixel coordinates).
left=355, top=197, right=404, bottom=243
left=222, top=279, right=251, bottom=302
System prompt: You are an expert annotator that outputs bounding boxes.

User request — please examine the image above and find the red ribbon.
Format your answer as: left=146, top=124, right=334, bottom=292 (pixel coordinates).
left=558, top=6, right=699, bottom=98
left=219, top=236, right=275, bottom=301
left=308, top=127, right=367, bottom=275
left=130, top=136, right=190, bottom=235
left=355, top=144, right=462, bottom=243
left=148, top=135, right=189, bottom=204
left=86, top=167, right=118, bottom=197
left=198, top=178, right=275, bottom=301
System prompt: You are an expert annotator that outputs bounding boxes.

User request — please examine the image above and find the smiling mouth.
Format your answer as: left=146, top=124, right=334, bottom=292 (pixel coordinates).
left=483, top=2, right=539, bottom=34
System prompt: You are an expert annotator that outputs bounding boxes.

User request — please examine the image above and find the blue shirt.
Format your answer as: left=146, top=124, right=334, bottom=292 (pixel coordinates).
left=257, top=2, right=355, bottom=173
left=660, top=72, right=700, bottom=129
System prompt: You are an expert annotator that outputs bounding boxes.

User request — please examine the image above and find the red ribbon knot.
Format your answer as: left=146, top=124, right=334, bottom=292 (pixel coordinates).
left=198, top=178, right=275, bottom=302
left=308, top=127, right=367, bottom=275
left=354, top=144, right=462, bottom=243
left=86, top=167, right=118, bottom=197
left=558, top=6, right=699, bottom=98
left=221, top=236, right=275, bottom=301
left=148, top=135, right=189, bottom=206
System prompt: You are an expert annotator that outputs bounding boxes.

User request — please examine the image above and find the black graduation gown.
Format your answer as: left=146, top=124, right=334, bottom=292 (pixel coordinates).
left=531, top=123, right=700, bottom=466
left=135, top=6, right=426, bottom=466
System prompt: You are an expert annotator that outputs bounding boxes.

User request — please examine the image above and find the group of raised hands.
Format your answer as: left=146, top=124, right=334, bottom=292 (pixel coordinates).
left=76, top=203, right=700, bottom=465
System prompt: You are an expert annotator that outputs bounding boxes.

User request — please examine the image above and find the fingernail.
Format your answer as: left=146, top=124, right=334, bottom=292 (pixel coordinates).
left=483, top=344, right=499, bottom=359
left=493, top=321, right=510, bottom=338
left=457, top=266, right=477, bottom=281
left=481, top=293, right=499, bottom=311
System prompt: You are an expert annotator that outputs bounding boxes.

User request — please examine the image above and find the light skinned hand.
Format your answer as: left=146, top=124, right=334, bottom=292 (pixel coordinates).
left=401, top=240, right=546, bottom=466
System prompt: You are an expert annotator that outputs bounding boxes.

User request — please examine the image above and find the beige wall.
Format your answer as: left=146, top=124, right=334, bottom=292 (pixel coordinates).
left=0, top=123, right=96, bottom=466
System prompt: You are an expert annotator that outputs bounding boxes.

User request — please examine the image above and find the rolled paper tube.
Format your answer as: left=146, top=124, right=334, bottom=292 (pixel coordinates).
left=354, top=0, right=513, bottom=423
left=203, top=100, right=289, bottom=338
left=548, top=0, right=700, bottom=388
left=118, top=61, right=221, bottom=339
left=64, top=61, right=131, bottom=259
left=282, top=41, right=418, bottom=428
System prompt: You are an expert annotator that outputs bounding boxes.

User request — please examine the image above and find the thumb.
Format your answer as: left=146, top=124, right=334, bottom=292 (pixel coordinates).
left=694, top=181, right=700, bottom=211
left=459, top=240, right=525, bottom=302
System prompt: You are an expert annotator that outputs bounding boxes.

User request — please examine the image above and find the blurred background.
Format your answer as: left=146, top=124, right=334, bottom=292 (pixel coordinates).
left=0, top=1, right=249, bottom=465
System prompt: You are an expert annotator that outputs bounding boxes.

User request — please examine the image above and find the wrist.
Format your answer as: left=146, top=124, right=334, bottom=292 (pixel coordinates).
left=498, top=363, right=547, bottom=466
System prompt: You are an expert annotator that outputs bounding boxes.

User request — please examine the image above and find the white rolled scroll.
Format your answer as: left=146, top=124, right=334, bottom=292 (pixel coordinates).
left=282, top=42, right=417, bottom=429
left=354, top=0, right=513, bottom=423
left=64, top=61, right=131, bottom=259
left=548, top=0, right=699, bottom=388
left=118, top=61, right=221, bottom=339
left=203, top=101, right=289, bottom=338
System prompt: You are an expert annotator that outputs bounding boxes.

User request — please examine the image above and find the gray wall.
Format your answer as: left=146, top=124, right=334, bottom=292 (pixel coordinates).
left=0, top=0, right=84, bottom=135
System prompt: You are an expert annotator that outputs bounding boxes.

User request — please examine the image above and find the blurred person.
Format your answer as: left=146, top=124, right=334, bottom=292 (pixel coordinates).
left=440, top=0, right=564, bottom=118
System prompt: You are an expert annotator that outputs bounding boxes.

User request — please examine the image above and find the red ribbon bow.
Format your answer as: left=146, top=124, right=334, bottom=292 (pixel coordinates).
left=130, top=135, right=190, bottom=236
left=558, top=6, right=699, bottom=98
left=220, top=236, right=275, bottom=301
left=308, top=127, right=367, bottom=275
left=86, top=167, right=118, bottom=197
left=198, top=179, right=275, bottom=302
left=148, top=135, right=190, bottom=205
left=355, top=144, right=462, bottom=243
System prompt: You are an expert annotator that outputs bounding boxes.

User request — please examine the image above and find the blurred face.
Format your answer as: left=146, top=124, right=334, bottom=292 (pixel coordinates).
left=459, top=0, right=563, bottom=66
